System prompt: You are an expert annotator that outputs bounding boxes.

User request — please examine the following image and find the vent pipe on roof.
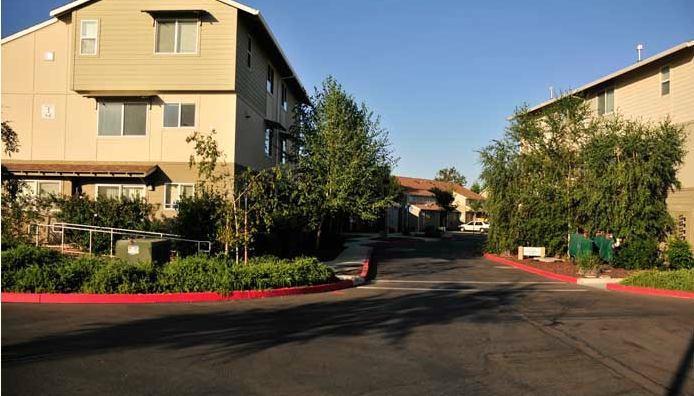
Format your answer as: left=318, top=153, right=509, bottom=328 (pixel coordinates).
left=549, top=86, right=554, bottom=99
left=636, top=44, right=644, bottom=62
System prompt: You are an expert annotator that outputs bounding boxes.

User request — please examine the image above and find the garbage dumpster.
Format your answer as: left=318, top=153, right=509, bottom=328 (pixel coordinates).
left=569, top=233, right=595, bottom=258
left=115, top=239, right=171, bottom=265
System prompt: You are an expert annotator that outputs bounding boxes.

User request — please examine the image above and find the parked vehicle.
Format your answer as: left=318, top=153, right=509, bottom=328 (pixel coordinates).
left=459, top=221, right=489, bottom=233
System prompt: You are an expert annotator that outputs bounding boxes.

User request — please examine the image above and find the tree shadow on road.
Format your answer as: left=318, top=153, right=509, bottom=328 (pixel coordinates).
left=3, top=284, right=534, bottom=367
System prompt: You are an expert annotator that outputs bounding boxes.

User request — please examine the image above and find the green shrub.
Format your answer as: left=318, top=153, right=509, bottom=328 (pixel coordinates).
left=424, top=225, right=441, bottom=237
left=173, top=193, right=225, bottom=255
left=82, top=259, right=159, bottom=294
left=612, top=239, right=661, bottom=270
left=56, top=257, right=105, bottom=293
left=54, top=194, right=159, bottom=255
left=1, top=244, right=62, bottom=271
left=9, top=264, right=60, bottom=293
left=158, top=255, right=228, bottom=292
left=576, top=253, right=602, bottom=274
left=621, top=269, right=694, bottom=292
left=665, top=238, right=694, bottom=270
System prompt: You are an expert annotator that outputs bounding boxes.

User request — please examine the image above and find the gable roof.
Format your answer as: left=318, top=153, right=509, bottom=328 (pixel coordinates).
left=2, top=0, right=309, bottom=103
left=395, top=176, right=484, bottom=200
left=522, top=40, right=694, bottom=116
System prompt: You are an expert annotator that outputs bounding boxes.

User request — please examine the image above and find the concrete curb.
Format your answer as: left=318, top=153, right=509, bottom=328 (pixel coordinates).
left=335, top=248, right=372, bottom=286
left=606, top=283, right=694, bottom=299
left=0, top=280, right=356, bottom=304
left=483, top=253, right=578, bottom=283
left=485, top=253, right=693, bottom=298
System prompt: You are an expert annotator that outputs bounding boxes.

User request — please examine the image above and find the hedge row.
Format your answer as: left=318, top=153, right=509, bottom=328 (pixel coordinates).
left=1, top=245, right=337, bottom=294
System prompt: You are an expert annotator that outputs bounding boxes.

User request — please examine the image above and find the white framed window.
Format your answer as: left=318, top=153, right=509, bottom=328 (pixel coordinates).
left=597, top=88, right=614, bottom=115
left=20, top=180, right=62, bottom=197
left=96, top=184, right=146, bottom=200
left=280, top=137, right=287, bottom=164
left=661, top=66, right=670, bottom=96
left=264, top=128, right=273, bottom=157
left=281, top=84, right=288, bottom=111
left=267, top=65, right=274, bottom=94
left=155, top=19, right=198, bottom=54
left=163, top=103, right=196, bottom=128
left=246, top=35, right=252, bottom=69
left=98, top=102, right=148, bottom=136
left=164, top=183, right=195, bottom=209
left=80, top=20, right=98, bottom=55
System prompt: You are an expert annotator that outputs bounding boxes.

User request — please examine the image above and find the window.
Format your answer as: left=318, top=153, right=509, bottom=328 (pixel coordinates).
left=281, top=84, right=288, bottom=111
left=163, top=103, right=195, bottom=127
left=597, top=88, right=614, bottom=115
left=80, top=20, right=98, bottom=55
left=661, top=66, right=670, bottom=96
left=264, top=128, right=273, bottom=156
left=156, top=19, right=198, bottom=54
left=267, top=65, right=274, bottom=94
left=246, top=35, right=252, bottom=68
left=21, top=180, right=62, bottom=197
left=96, top=184, right=145, bottom=200
left=98, top=102, right=147, bottom=136
left=165, top=183, right=195, bottom=209
left=280, top=137, right=287, bottom=164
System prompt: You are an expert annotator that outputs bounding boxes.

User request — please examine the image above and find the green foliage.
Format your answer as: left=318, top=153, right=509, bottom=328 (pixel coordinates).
left=576, top=253, right=602, bottom=273
left=424, top=225, right=442, bottom=238
left=479, top=96, right=686, bottom=257
left=612, top=239, right=661, bottom=269
left=1, top=244, right=336, bottom=293
left=291, top=76, right=397, bottom=248
left=621, top=269, right=694, bottom=292
left=434, top=167, right=467, bottom=186
left=173, top=191, right=226, bottom=254
left=53, top=194, right=158, bottom=254
left=2, top=120, right=20, bottom=156
left=665, top=238, right=694, bottom=270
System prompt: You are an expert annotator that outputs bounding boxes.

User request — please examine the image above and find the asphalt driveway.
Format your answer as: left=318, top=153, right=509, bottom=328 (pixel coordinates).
left=2, top=234, right=693, bottom=395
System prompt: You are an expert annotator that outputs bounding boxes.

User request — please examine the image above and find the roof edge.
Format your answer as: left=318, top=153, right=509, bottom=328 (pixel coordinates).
left=1, top=18, right=59, bottom=45
left=519, top=40, right=694, bottom=117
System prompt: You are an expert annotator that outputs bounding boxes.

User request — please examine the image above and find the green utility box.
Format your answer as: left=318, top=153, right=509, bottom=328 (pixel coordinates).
left=115, top=239, right=171, bottom=265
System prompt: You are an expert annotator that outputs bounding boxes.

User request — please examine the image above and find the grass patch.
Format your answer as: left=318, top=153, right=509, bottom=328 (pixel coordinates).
left=620, top=269, right=694, bottom=292
left=2, top=244, right=337, bottom=294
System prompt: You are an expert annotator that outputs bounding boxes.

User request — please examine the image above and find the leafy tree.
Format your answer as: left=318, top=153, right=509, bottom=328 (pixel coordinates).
left=480, top=95, right=685, bottom=263
left=2, top=121, right=20, bottom=156
left=435, top=167, right=467, bottom=186
left=468, top=182, right=486, bottom=221
left=429, top=187, right=457, bottom=229
left=291, top=76, right=397, bottom=248
left=470, top=181, right=483, bottom=194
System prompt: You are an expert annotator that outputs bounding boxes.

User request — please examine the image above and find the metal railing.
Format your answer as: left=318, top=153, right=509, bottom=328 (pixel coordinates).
left=29, top=222, right=211, bottom=256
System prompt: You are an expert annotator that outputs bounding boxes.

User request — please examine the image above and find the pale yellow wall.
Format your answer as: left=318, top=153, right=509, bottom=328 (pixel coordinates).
left=70, top=0, right=237, bottom=91
left=586, top=50, right=694, bottom=125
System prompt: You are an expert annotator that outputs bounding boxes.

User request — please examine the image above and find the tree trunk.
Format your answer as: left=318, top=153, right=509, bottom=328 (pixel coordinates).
left=315, top=214, right=326, bottom=251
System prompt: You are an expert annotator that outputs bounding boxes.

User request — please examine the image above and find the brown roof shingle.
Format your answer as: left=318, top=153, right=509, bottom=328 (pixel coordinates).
left=395, top=176, right=484, bottom=200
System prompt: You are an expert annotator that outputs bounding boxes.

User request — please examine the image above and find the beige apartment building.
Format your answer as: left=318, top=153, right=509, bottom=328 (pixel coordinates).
left=526, top=40, right=694, bottom=244
left=1, top=0, right=309, bottom=216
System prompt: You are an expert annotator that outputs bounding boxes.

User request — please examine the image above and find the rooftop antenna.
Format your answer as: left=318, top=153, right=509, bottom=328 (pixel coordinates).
left=549, top=85, right=555, bottom=99
left=636, top=44, right=644, bottom=62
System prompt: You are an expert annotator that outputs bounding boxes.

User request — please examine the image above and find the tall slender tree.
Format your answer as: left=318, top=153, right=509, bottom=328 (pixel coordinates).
left=435, top=167, right=467, bottom=186
left=291, top=76, right=397, bottom=249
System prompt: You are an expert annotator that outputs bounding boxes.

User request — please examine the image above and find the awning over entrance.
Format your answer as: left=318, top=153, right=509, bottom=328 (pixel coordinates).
left=408, top=203, right=461, bottom=217
left=2, top=163, right=159, bottom=178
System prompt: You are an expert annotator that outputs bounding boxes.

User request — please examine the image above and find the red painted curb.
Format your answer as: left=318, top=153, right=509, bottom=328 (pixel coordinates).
left=359, top=253, right=371, bottom=278
left=1, top=280, right=355, bottom=304
left=483, top=253, right=578, bottom=284
left=606, top=283, right=694, bottom=299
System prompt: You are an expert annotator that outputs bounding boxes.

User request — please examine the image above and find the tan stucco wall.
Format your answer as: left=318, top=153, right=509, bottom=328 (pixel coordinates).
left=70, top=0, right=237, bottom=91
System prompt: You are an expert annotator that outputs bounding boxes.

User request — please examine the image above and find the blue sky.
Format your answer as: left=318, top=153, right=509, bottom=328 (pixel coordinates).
left=3, top=0, right=693, bottom=184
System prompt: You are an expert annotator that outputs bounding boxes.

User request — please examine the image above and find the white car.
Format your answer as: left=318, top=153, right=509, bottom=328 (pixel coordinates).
left=459, top=221, right=489, bottom=233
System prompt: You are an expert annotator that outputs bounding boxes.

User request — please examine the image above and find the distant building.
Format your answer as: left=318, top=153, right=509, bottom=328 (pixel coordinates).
left=525, top=40, right=694, bottom=244
left=1, top=0, right=309, bottom=216
left=388, top=176, right=485, bottom=232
